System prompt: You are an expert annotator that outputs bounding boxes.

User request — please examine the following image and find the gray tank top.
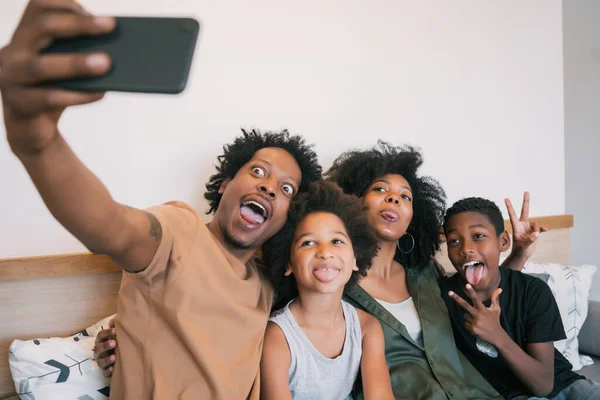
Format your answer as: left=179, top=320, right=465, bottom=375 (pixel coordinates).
left=269, top=299, right=362, bottom=400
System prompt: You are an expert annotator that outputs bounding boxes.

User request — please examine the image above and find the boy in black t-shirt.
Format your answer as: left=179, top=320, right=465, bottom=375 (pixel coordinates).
left=440, top=197, right=599, bottom=400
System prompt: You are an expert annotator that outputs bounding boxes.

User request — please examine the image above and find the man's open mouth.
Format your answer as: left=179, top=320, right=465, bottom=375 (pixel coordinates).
left=240, top=200, right=268, bottom=225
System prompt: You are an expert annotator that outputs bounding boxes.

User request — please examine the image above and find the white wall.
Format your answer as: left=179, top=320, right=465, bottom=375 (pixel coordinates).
left=563, top=1, right=600, bottom=300
left=0, top=0, right=565, bottom=258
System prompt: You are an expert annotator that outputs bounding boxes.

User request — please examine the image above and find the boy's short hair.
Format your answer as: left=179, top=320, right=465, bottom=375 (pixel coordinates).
left=443, top=197, right=504, bottom=236
left=263, top=180, right=379, bottom=309
left=204, top=129, right=322, bottom=214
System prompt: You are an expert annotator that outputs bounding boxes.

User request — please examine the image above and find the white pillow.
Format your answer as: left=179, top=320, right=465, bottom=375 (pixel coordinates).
left=523, top=262, right=597, bottom=371
left=9, top=314, right=115, bottom=400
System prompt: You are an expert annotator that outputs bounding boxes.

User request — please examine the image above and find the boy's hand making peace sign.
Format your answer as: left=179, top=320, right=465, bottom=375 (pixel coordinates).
left=502, top=192, right=548, bottom=271
left=448, top=284, right=506, bottom=346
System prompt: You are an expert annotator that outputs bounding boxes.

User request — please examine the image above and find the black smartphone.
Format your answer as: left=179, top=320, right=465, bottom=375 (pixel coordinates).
left=40, top=17, right=200, bottom=94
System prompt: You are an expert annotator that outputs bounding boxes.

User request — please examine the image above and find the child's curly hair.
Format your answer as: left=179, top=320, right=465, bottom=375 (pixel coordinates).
left=204, top=129, right=322, bottom=214
left=325, top=141, right=446, bottom=270
left=263, top=180, right=379, bottom=310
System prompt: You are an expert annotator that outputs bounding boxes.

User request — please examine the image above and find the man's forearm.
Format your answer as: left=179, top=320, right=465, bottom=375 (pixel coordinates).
left=16, top=133, right=130, bottom=256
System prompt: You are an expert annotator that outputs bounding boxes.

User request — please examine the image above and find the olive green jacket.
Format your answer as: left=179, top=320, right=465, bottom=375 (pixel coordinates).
left=344, top=260, right=502, bottom=400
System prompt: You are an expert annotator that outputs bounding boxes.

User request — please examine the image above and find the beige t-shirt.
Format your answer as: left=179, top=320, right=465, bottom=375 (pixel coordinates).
left=109, top=201, right=274, bottom=399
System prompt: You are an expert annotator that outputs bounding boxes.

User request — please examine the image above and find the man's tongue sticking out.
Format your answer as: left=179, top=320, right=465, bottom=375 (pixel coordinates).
left=240, top=205, right=265, bottom=225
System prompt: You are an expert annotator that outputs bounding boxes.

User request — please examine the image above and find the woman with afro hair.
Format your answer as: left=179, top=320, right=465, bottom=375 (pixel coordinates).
left=326, top=141, right=532, bottom=399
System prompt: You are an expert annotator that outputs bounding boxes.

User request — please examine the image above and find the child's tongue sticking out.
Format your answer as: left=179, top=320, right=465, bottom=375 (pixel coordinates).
left=465, top=264, right=484, bottom=286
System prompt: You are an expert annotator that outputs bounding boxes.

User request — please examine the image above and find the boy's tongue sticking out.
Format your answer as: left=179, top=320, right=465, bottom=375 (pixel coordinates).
left=464, top=261, right=485, bottom=286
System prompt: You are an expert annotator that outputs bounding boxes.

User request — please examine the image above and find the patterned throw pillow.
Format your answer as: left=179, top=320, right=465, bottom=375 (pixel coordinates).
left=523, top=262, right=597, bottom=371
left=9, top=315, right=115, bottom=400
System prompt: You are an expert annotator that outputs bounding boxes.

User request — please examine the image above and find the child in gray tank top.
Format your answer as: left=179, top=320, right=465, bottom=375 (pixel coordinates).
left=260, top=181, right=394, bottom=400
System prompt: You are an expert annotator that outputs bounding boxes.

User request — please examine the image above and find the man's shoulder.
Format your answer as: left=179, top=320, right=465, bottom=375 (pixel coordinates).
left=146, top=201, right=207, bottom=258
left=153, top=200, right=200, bottom=216
left=147, top=201, right=203, bottom=231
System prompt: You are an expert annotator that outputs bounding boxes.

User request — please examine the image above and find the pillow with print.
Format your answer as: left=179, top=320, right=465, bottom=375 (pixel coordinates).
left=523, top=262, right=597, bottom=371
left=9, top=314, right=115, bottom=400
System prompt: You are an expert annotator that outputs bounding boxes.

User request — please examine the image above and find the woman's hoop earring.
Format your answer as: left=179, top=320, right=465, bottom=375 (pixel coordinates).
left=397, top=232, right=415, bottom=254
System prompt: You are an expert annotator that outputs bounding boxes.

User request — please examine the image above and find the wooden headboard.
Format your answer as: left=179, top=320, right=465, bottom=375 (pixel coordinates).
left=0, top=255, right=121, bottom=398
left=0, top=214, right=574, bottom=398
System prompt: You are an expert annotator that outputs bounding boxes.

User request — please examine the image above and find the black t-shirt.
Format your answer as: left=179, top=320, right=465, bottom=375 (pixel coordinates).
left=440, top=267, right=583, bottom=399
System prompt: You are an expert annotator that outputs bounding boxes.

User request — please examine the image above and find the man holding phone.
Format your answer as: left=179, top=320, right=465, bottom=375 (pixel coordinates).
left=0, top=1, right=321, bottom=399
